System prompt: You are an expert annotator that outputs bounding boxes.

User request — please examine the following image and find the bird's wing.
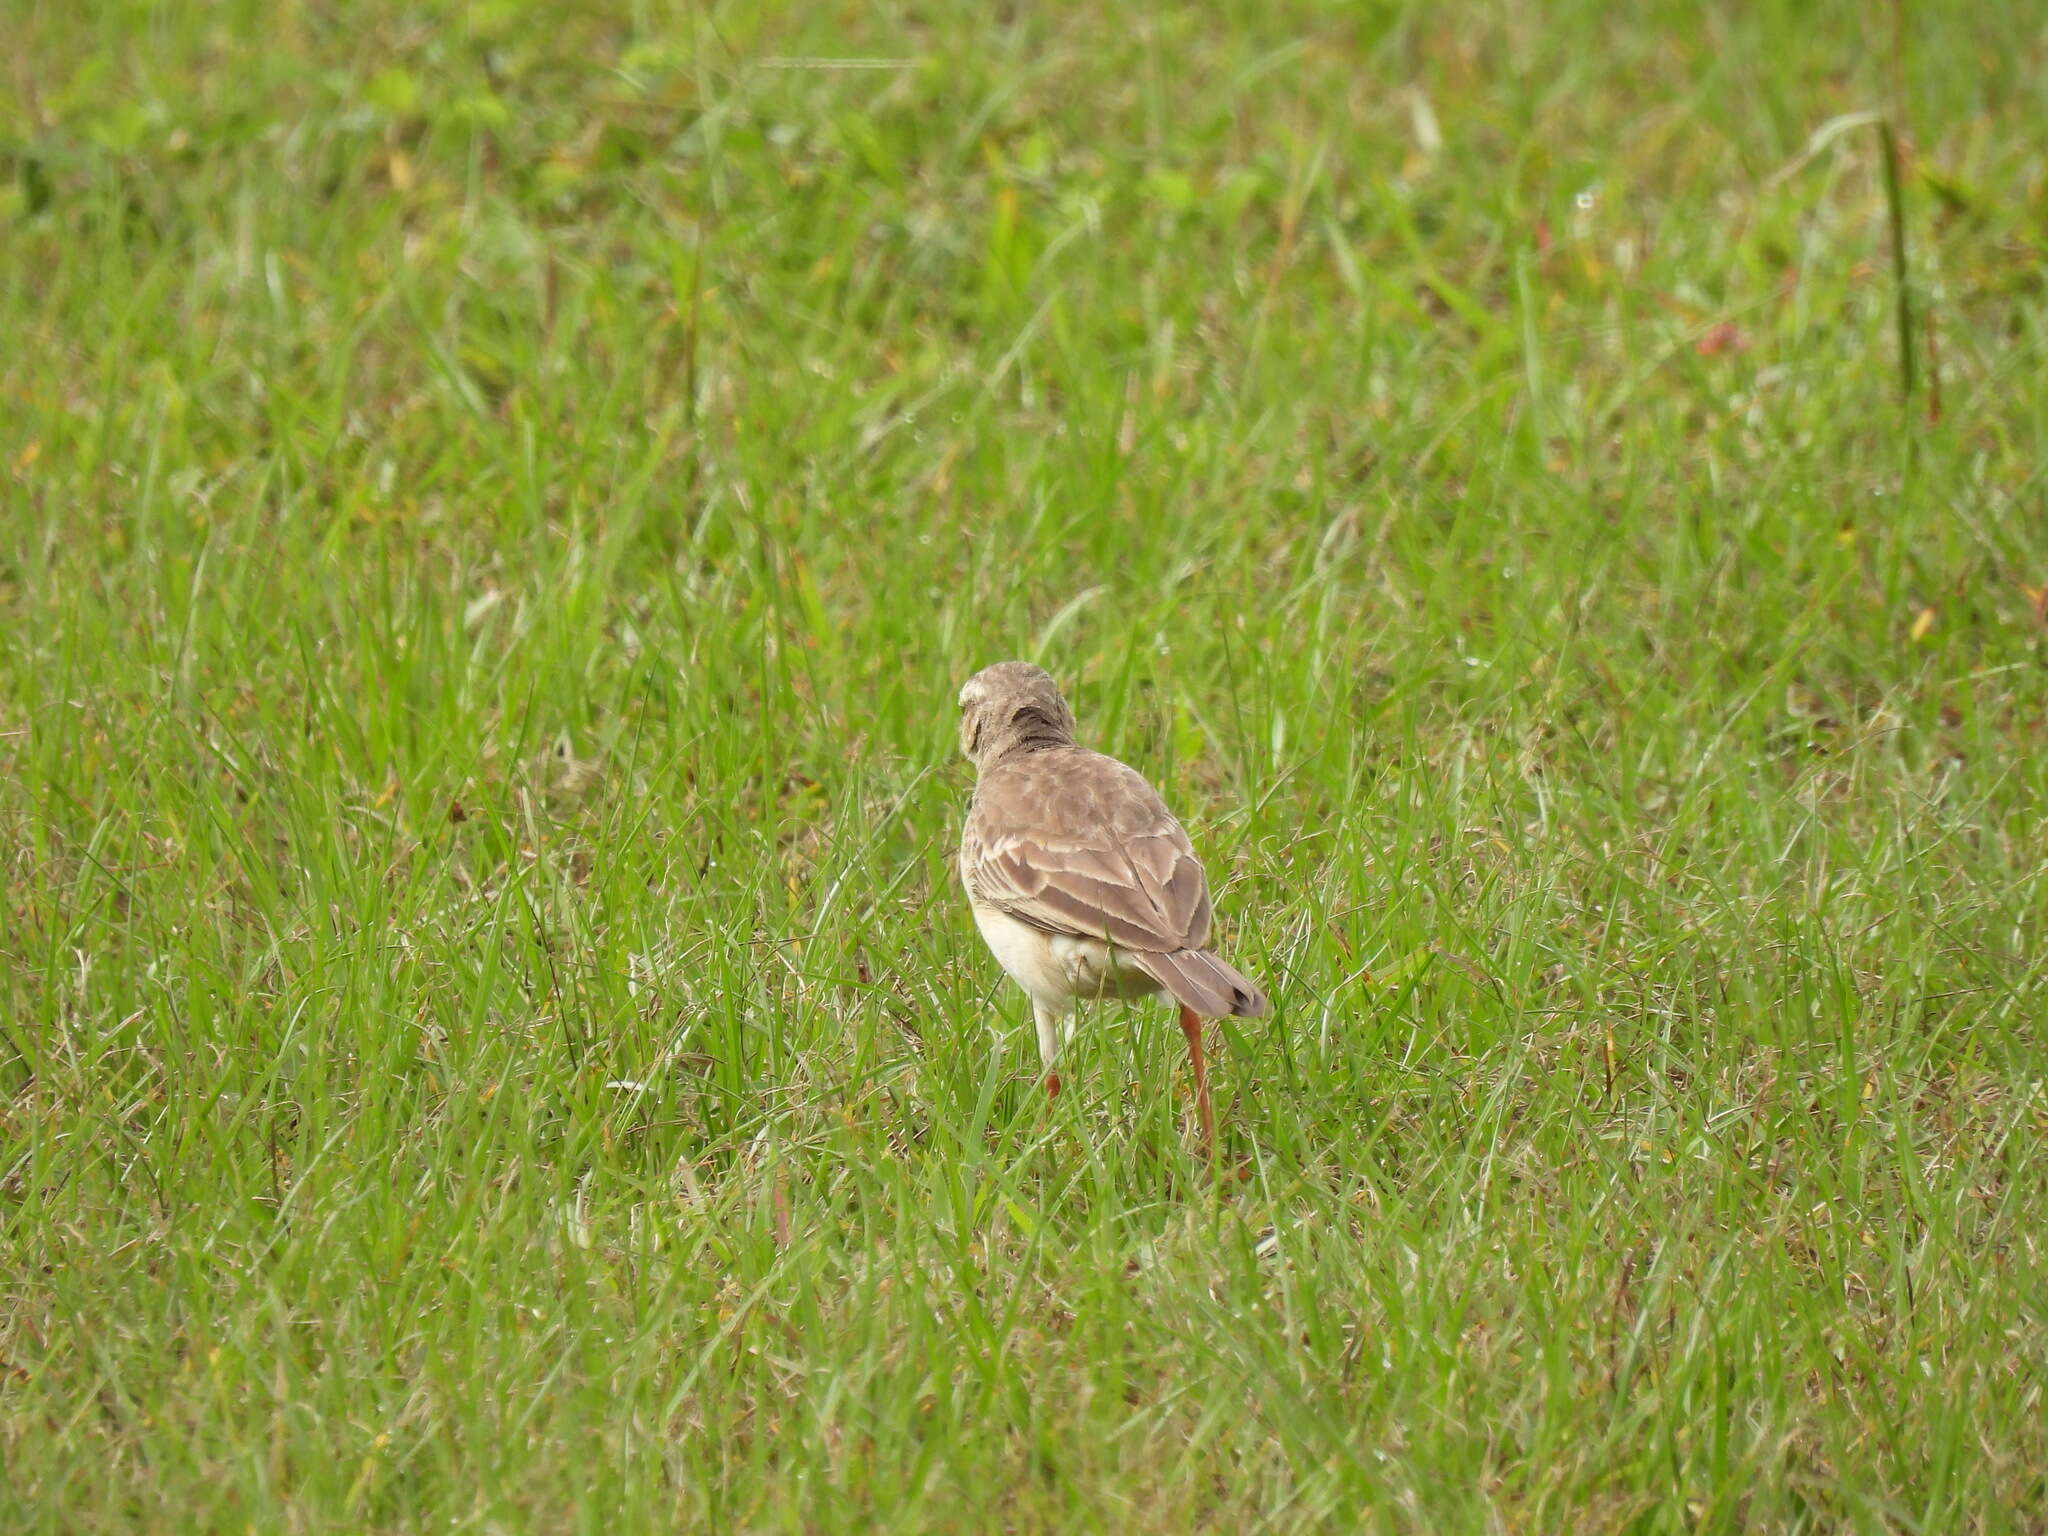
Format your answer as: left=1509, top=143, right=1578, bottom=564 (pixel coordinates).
left=963, top=750, right=1212, bottom=953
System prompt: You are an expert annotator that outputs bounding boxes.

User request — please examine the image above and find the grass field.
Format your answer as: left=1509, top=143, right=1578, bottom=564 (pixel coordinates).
left=5, top=1, right=2048, bottom=1529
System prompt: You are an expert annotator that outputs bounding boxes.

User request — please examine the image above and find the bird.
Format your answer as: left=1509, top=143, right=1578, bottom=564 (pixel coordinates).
left=954, top=660, right=1269, bottom=1150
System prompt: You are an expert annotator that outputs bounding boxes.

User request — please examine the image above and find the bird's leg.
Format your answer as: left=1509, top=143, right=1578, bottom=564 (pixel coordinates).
left=1178, top=1005, right=1214, bottom=1155
left=1033, top=1002, right=1064, bottom=1098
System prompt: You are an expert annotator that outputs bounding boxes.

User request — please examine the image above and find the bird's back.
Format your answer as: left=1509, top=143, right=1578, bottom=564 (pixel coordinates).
left=962, top=746, right=1212, bottom=954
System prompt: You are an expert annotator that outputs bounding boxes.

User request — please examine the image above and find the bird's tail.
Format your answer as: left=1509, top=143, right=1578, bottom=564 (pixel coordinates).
left=1129, top=948, right=1270, bottom=1019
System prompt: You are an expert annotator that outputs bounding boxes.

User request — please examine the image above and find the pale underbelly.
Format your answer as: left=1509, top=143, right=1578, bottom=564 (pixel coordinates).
left=970, top=901, right=1165, bottom=1010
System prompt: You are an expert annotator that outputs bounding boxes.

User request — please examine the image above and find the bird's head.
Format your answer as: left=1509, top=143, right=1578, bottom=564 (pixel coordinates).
left=957, top=661, right=1077, bottom=769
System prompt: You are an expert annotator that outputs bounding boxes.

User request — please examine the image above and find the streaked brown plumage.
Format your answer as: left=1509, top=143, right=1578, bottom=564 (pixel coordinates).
left=956, top=661, right=1268, bottom=1147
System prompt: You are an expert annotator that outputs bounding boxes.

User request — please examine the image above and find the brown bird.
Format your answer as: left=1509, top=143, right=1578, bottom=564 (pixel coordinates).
left=955, top=661, right=1269, bottom=1148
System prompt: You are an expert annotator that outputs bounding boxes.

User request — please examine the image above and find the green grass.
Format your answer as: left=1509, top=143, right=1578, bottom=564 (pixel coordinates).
left=5, top=0, right=2048, bottom=1529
